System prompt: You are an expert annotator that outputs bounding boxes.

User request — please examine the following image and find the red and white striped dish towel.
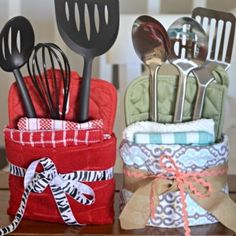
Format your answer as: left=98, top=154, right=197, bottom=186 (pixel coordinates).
left=17, top=117, right=104, bottom=131
left=4, top=118, right=107, bottom=148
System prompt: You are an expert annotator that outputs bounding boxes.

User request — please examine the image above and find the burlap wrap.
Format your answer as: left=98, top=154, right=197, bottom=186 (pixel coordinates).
left=120, top=158, right=236, bottom=234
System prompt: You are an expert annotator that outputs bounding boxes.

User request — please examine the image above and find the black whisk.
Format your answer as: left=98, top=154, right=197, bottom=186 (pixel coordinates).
left=28, top=43, right=70, bottom=120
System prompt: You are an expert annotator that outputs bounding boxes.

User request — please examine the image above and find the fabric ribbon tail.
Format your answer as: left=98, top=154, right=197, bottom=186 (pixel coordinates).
left=217, top=195, right=236, bottom=233
left=190, top=173, right=236, bottom=233
left=0, top=183, right=33, bottom=235
left=119, top=181, right=153, bottom=229
left=197, top=192, right=236, bottom=233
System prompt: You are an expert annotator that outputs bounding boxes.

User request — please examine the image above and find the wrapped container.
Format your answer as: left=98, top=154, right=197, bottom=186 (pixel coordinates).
left=4, top=70, right=117, bottom=225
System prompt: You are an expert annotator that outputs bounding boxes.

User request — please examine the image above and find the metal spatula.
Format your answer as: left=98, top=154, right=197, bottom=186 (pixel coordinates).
left=192, top=7, right=236, bottom=119
left=54, top=0, right=119, bottom=123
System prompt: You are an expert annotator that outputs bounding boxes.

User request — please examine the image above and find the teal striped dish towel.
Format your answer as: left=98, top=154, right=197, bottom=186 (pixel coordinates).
left=134, top=131, right=214, bottom=145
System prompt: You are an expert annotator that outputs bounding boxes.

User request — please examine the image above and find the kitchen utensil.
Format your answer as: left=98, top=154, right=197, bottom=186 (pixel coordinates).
left=54, top=0, right=119, bottom=122
left=28, top=43, right=71, bottom=120
left=0, top=16, right=36, bottom=118
left=167, top=17, right=208, bottom=122
left=112, top=64, right=119, bottom=89
left=132, top=15, right=171, bottom=122
left=192, top=7, right=236, bottom=119
left=192, top=64, right=217, bottom=120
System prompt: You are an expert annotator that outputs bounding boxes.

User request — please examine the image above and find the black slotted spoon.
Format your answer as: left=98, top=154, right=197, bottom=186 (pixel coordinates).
left=0, top=16, right=36, bottom=117
left=54, top=0, right=120, bottom=123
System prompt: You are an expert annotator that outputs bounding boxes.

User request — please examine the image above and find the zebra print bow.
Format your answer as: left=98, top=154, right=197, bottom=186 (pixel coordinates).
left=1, top=157, right=113, bottom=235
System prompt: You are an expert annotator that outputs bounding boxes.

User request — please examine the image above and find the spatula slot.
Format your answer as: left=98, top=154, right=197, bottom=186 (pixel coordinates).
left=174, top=40, right=180, bottom=57
left=104, top=4, right=109, bottom=25
left=224, top=21, right=232, bottom=63
left=65, top=1, right=70, bottom=22
left=1, top=37, right=6, bottom=60
left=214, top=20, right=224, bottom=61
left=218, top=20, right=226, bottom=61
left=181, top=47, right=186, bottom=59
left=202, top=17, right=209, bottom=33
left=84, top=3, right=91, bottom=40
left=207, top=19, right=216, bottom=59
left=94, top=4, right=100, bottom=33
left=16, top=30, right=21, bottom=54
left=74, top=2, right=80, bottom=32
left=8, top=27, right=12, bottom=55
left=218, top=21, right=232, bottom=63
left=182, top=24, right=187, bottom=45
left=209, top=20, right=220, bottom=60
left=195, top=15, right=201, bottom=24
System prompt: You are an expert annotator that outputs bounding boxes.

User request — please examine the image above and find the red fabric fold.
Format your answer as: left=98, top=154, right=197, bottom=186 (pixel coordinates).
left=5, top=69, right=117, bottom=225
left=4, top=127, right=104, bottom=148
left=7, top=70, right=117, bottom=134
left=6, top=135, right=116, bottom=224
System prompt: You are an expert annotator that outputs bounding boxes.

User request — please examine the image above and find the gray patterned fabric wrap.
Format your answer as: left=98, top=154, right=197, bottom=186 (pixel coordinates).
left=119, top=135, right=229, bottom=228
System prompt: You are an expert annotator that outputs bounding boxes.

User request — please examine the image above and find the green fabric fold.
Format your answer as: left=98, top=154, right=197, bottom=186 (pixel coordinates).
left=125, top=66, right=229, bottom=141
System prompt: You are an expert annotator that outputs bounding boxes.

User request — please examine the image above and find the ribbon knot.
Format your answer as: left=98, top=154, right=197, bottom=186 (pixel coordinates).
left=24, top=158, right=60, bottom=193
left=23, top=157, right=95, bottom=226
left=150, top=155, right=214, bottom=236
left=120, top=156, right=230, bottom=236
left=0, top=158, right=115, bottom=236
left=158, top=155, right=212, bottom=199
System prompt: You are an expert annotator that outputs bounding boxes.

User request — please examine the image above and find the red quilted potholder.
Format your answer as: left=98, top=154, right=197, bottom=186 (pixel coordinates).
left=5, top=69, right=117, bottom=225
left=8, top=69, right=117, bottom=134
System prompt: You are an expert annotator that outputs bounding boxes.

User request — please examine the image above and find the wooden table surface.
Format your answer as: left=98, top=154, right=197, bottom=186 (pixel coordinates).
left=0, top=171, right=236, bottom=235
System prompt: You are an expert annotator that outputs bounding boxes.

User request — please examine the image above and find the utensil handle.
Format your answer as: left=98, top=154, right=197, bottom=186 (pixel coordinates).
left=173, top=70, right=187, bottom=123
left=112, top=64, right=119, bottom=90
left=13, top=69, right=36, bottom=118
left=149, top=66, right=159, bottom=122
left=78, top=57, right=93, bottom=123
left=193, top=84, right=206, bottom=120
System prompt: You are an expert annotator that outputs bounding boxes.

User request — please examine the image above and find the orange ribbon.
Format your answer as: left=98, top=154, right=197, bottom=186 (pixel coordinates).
left=120, top=155, right=232, bottom=236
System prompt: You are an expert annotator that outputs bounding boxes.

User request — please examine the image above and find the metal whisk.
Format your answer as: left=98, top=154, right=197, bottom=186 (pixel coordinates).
left=28, top=43, right=70, bottom=120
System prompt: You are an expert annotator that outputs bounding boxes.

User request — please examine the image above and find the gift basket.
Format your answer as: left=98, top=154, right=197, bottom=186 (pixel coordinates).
left=119, top=8, right=236, bottom=236
left=0, top=0, right=119, bottom=235
left=5, top=71, right=117, bottom=225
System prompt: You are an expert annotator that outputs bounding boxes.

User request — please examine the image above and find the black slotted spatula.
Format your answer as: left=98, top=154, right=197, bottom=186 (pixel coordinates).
left=54, top=0, right=119, bottom=122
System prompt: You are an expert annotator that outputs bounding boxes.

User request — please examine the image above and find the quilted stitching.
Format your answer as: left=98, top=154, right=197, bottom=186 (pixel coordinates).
left=125, top=69, right=228, bottom=141
left=8, top=70, right=117, bottom=134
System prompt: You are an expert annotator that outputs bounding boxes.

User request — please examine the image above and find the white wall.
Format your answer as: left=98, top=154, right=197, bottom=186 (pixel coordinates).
left=0, top=1, right=17, bottom=147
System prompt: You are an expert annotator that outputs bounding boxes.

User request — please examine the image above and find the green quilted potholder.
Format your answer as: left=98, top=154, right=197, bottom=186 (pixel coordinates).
left=125, top=66, right=228, bottom=141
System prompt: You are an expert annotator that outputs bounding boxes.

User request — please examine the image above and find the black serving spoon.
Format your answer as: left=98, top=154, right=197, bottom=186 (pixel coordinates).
left=0, top=16, right=36, bottom=118
left=54, top=0, right=119, bottom=122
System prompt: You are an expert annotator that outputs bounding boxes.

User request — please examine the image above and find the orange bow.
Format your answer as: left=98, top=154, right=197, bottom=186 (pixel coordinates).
left=120, top=155, right=232, bottom=236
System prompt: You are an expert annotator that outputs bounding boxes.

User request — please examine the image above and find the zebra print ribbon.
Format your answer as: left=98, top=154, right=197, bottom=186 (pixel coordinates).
left=0, top=157, right=114, bottom=235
